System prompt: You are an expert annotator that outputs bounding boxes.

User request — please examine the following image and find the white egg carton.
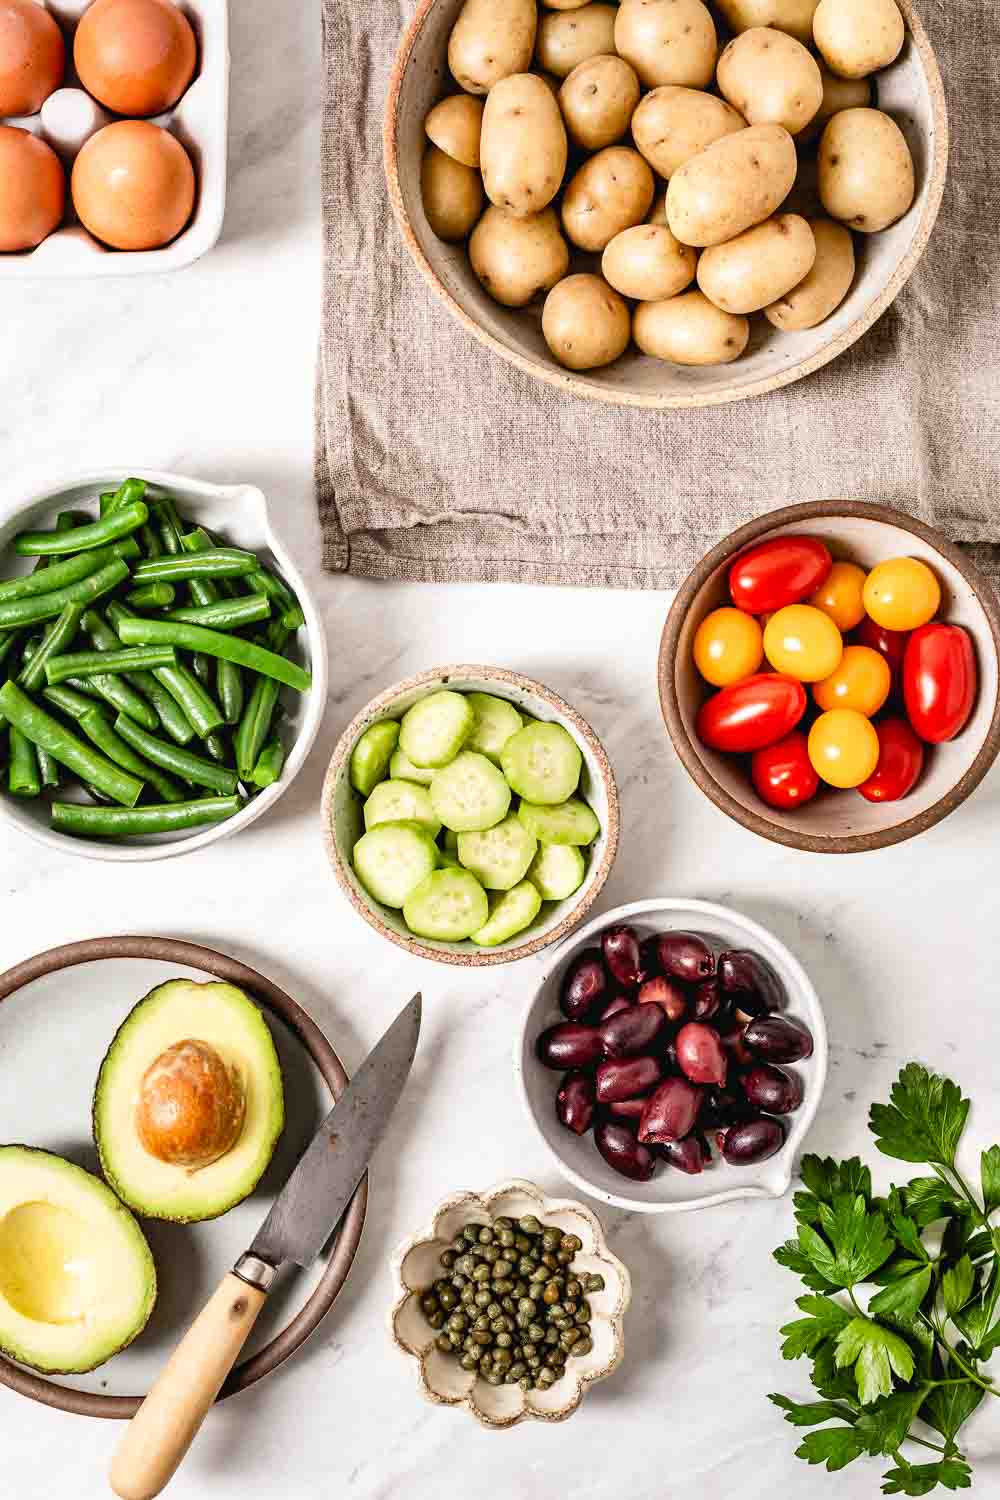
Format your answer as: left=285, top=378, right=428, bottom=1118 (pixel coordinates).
left=1, top=0, right=228, bottom=277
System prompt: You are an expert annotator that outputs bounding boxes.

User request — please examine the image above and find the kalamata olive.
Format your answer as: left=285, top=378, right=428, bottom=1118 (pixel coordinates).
left=560, top=949, right=607, bottom=1022
left=717, top=950, right=784, bottom=1017
left=638, top=1076, right=702, bottom=1143
left=536, top=1022, right=603, bottom=1071
left=722, top=1116, right=786, bottom=1165
left=598, top=993, right=633, bottom=1023
left=600, top=1002, right=665, bottom=1059
left=556, top=1070, right=596, bottom=1135
left=743, top=1015, right=814, bottom=1064
left=656, top=931, right=715, bottom=982
left=602, top=925, right=643, bottom=988
left=742, top=1063, right=803, bottom=1115
left=719, top=1019, right=754, bottom=1069
left=692, top=977, right=721, bottom=1021
left=595, top=1055, right=663, bottom=1104
left=607, top=1096, right=647, bottom=1121
left=657, top=1135, right=705, bottom=1174
left=595, top=1120, right=656, bottom=1182
left=675, top=1022, right=727, bottom=1086
left=638, top=974, right=688, bottom=1022
left=700, top=1084, right=757, bottom=1129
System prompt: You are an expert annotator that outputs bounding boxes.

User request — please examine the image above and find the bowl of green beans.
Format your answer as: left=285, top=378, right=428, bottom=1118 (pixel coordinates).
left=0, top=471, right=326, bottom=860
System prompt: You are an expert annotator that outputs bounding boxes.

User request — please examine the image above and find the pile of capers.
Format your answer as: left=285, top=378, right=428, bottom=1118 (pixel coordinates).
left=420, top=1213, right=604, bottom=1391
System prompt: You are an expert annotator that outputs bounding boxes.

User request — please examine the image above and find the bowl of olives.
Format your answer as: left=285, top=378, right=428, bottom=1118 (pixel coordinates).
left=516, top=897, right=827, bottom=1214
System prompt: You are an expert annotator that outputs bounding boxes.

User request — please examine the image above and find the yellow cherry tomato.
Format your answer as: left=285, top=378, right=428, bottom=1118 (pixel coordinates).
left=813, top=645, right=891, bottom=717
left=808, top=709, right=880, bottom=788
left=693, top=607, right=764, bottom=687
left=763, top=605, right=843, bottom=683
left=809, top=561, right=868, bottom=632
left=863, top=557, right=941, bottom=631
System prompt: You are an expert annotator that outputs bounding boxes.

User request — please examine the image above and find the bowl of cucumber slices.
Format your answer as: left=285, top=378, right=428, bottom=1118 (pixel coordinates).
left=321, top=667, right=619, bottom=966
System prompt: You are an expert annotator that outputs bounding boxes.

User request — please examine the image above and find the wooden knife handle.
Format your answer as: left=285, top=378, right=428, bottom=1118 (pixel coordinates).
left=109, top=1271, right=268, bottom=1500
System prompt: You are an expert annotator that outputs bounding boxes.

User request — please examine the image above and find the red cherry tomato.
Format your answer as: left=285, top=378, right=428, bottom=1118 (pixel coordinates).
left=903, top=623, right=978, bottom=743
left=858, top=717, right=925, bottom=803
left=854, top=615, right=910, bottom=690
left=729, top=536, right=832, bottom=615
left=696, top=674, right=807, bottom=754
left=751, top=731, right=820, bottom=809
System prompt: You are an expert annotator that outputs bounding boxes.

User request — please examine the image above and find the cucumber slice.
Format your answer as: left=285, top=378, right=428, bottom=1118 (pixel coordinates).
left=471, top=881, right=543, bottom=948
left=349, top=720, right=400, bottom=796
left=457, top=814, right=537, bottom=891
left=528, top=842, right=586, bottom=901
left=353, top=821, right=438, bottom=909
left=430, top=751, right=511, bottom=832
left=364, top=779, right=441, bottom=837
left=403, top=868, right=489, bottom=941
left=390, top=748, right=434, bottom=786
left=518, top=797, right=600, bottom=846
left=501, top=722, right=582, bottom=805
left=399, top=691, right=475, bottom=769
left=465, top=693, right=523, bottom=764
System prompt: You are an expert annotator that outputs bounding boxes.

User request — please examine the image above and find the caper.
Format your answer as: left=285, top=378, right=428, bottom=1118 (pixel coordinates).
left=518, top=1297, right=537, bottom=1319
left=575, top=1305, right=592, bottom=1324
left=448, top=1313, right=468, bottom=1333
left=565, top=1279, right=582, bottom=1300
left=561, top=1234, right=583, bottom=1253
left=514, top=1234, right=532, bottom=1254
left=478, top=1226, right=494, bottom=1245
left=485, top=1372, right=503, bottom=1387
left=494, top=1278, right=514, bottom=1295
left=493, top=1259, right=512, bottom=1280
left=427, top=1309, right=444, bottom=1330
left=561, top=1327, right=580, bottom=1348
left=530, top=1265, right=548, bottom=1284
left=556, top=1250, right=573, bottom=1267
left=498, top=1229, right=515, bottom=1248
left=435, top=1334, right=452, bottom=1354
left=528, top=1322, right=545, bottom=1342
left=521, top=1342, right=538, bottom=1359
left=472, top=1329, right=491, bottom=1345
left=556, top=1317, right=573, bottom=1332
left=543, top=1281, right=561, bottom=1306
left=562, top=1299, right=578, bottom=1316
left=452, top=1273, right=469, bottom=1290
left=479, top=1245, right=497, bottom=1265
left=420, top=1293, right=438, bottom=1316
left=495, top=1331, right=512, bottom=1349
left=544, top=1327, right=558, bottom=1346
left=440, top=1249, right=458, bottom=1269
left=537, top=1367, right=556, bottom=1387
left=509, top=1361, right=527, bottom=1379
left=463, top=1225, right=479, bottom=1243
left=513, top=1279, right=528, bottom=1298
left=486, top=1301, right=502, bottom=1320
left=572, top=1337, right=593, bottom=1357
left=474, top=1289, right=491, bottom=1309
left=439, top=1287, right=457, bottom=1311
left=519, top=1215, right=542, bottom=1235
left=501, top=1296, right=516, bottom=1315
left=542, top=1252, right=558, bottom=1271
left=585, top=1274, right=605, bottom=1293
left=542, top=1229, right=561, bottom=1252
left=460, top=1353, right=479, bottom=1371
left=472, top=1265, right=491, bottom=1283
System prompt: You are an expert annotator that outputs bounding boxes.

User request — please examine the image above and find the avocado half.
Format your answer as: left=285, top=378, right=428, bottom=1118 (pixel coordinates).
left=93, top=980, right=285, bottom=1224
left=0, top=1145, right=156, bottom=1374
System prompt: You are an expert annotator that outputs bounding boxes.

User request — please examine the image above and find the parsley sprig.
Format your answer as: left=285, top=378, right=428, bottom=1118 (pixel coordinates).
left=771, top=1064, right=1000, bottom=1495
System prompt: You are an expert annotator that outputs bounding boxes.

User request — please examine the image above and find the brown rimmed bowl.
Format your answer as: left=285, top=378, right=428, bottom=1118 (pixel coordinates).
left=384, top=0, right=948, bottom=409
left=0, top=936, right=367, bottom=1418
left=321, top=666, right=619, bottom=966
left=659, top=501, right=1000, bottom=854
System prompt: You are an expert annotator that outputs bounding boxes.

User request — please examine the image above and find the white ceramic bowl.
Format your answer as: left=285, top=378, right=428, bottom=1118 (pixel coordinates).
left=0, top=468, right=326, bottom=861
left=517, top=898, right=828, bottom=1214
left=389, top=1178, right=630, bottom=1428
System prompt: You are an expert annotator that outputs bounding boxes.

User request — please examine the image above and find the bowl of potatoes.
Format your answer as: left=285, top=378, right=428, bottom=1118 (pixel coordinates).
left=385, top=0, right=948, bottom=407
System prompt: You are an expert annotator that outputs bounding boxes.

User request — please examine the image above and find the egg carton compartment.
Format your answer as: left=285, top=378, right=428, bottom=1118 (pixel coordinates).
left=0, top=0, right=228, bottom=277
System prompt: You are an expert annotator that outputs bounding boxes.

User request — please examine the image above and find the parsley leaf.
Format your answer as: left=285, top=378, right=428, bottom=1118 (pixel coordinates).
left=799, top=1194, right=895, bottom=1288
left=887, top=1187, right=930, bottom=1262
left=774, top=1239, right=839, bottom=1292
left=903, top=1178, right=970, bottom=1228
left=981, top=1145, right=1000, bottom=1216
left=800, top=1155, right=873, bottom=1205
left=835, top=1317, right=916, bottom=1405
left=881, top=1459, right=972, bottom=1495
left=869, top=1265, right=933, bottom=1322
left=794, top=1427, right=868, bottom=1472
left=924, top=1382, right=985, bottom=1445
left=869, top=1065, right=969, bottom=1168
left=769, top=1394, right=858, bottom=1428
left=780, top=1294, right=852, bottom=1360
left=942, top=1255, right=975, bottom=1320
left=856, top=1388, right=930, bottom=1456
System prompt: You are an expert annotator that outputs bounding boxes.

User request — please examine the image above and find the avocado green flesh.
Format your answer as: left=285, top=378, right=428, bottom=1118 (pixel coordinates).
left=93, top=980, right=285, bottom=1224
left=0, top=1146, right=156, bottom=1374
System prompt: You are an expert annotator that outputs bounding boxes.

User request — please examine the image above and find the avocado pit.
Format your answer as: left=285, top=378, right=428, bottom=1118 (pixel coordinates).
left=136, top=1039, right=246, bottom=1172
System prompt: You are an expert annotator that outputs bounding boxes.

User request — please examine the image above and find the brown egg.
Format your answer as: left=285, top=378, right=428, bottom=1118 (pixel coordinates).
left=71, top=119, right=195, bottom=249
left=0, top=125, right=65, bottom=251
left=136, top=1039, right=246, bottom=1170
left=0, top=0, right=65, bottom=115
left=74, top=0, right=196, bottom=116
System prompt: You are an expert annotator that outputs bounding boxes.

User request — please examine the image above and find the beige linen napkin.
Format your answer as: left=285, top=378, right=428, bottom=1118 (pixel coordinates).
left=316, top=0, right=1000, bottom=589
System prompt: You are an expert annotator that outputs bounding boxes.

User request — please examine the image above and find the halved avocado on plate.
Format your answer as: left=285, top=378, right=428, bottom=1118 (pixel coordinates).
left=94, top=980, right=285, bottom=1224
left=0, top=1146, right=156, bottom=1374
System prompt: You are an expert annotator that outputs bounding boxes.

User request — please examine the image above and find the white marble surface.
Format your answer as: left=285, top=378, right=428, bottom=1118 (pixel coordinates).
left=2, top=3, right=1000, bottom=1496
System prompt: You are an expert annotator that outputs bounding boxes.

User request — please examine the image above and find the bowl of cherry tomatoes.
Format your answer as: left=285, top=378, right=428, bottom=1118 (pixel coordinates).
left=659, top=502, right=1000, bottom=853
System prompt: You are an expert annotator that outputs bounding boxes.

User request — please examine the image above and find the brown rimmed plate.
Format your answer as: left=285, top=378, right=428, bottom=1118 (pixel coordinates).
left=0, top=937, right=368, bottom=1418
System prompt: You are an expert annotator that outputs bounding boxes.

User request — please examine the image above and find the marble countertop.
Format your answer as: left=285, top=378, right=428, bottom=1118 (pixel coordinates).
left=2, top=3, right=999, bottom=1496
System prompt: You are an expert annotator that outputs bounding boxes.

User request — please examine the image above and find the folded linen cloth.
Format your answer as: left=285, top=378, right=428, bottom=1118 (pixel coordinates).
left=316, top=0, right=1000, bottom=589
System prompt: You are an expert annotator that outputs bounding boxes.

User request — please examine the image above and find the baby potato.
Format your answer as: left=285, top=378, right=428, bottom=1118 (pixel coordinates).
left=819, top=107, right=914, bottom=232
left=697, top=213, right=816, bottom=314
left=614, top=0, right=717, bottom=90
left=797, top=63, right=872, bottom=143
left=561, top=145, right=655, bottom=251
left=666, top=123, right=797, bottom=247
left=481, top=74, right=568, bottom=216
left=448, top=0, right=538, bottom=94
left=536, top=4, right=617, bottom=78
left=421, top=146, right=484, bottom=241
left=713, top=0, right=819, bottom=45
left=814, top=0, right=905, bottom=80
left=717, top=28, right=823, bottom=136
left=542, top=273, right=631, bottom=370
left=559, top=55, right=641, bottom=150
left=602, top=223, right=698, bottom=300
left=424, top=95, right=485, bottom=168
left=470, top=205, right=571, bottom=306
left=632, top=87, right=745, bottom=180
left=764, top=217, right=855, bottom=329
left=634, top=291, right=750, bottom=365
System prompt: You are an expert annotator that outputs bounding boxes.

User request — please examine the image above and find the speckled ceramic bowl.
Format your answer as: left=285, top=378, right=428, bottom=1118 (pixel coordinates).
left=321, top=666, right=619, bottom=966
left=389, top=1179, right=630, bottom=1428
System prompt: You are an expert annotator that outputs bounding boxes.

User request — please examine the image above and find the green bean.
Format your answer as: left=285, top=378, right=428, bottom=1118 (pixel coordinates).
left=81, top=609, right=191, bottom=741
left=234, top=625, right=289, bottom=778
left=113, top=714, right=239, bottom=795
left=45, top=645, right=176, bottom=686
left=127, top=584, right=177, bottom=614
left=51, top=796, right=244, bottom=839
left=13, top=500, right=149, bottom=556
left=105, top=601, right=219, bottom=739
left=0, top=682, right=143, bottom=806
left=117, top=617, right=311, bottom=692
left=164, top=596, right=271, bottom=631
left=137, top=523, right=163, bottom=560
left=154, top=499, right=185, bottom=556
left=61, top=673, right=157, bottom=731
left=0, top=547, right=130, bottom=606
left=17, top=605, right=84, bottom=693
left=36, top=745, right=60, bottom=788
left=79, top=709, right=185, bottom=803
left=251, top=735, right=286, bottom=789
left=192, top=651, right=213, bottom=685
left=42, top=684, right=93, bottom=720
left=218, top=656, right=243, bottom=725
left=101, top=478, right=147, bottom=516
left=0, top=629, right=24, bottom=668
left=129, top=549, right=258, bottom=584
left=201, top=732, right=229, bottom=763
left=246, top=566, right=303, bottom=628
left=8, top=728, right=40, bottom=797
left=0, top=558, right=130, bottom=630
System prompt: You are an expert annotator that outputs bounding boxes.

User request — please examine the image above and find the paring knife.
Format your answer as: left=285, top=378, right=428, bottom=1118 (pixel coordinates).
left=109, top=992, right=422, bottom=1500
